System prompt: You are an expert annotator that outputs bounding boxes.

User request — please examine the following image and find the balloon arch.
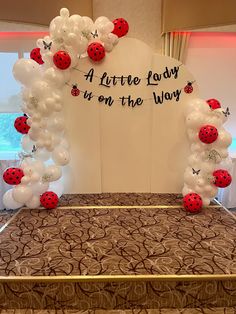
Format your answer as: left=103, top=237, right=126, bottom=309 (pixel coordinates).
left=2, top=8, right=232, bottom=213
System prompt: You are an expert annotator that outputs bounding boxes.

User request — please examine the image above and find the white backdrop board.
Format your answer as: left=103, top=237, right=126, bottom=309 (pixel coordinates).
left=62, top=38, right=198, bottom=193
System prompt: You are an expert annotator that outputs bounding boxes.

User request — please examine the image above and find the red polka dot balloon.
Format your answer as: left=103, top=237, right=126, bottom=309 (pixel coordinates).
left=199, top=125, right=218, bottom=144
left=213, top=169, right=232, bottom=188
left=30, top=47, right=44, bottom=65
left=53, top=51, right=71, bottom=70
left=207, top=99, right=221, bottom=110
left=14, top=116, right=30, bottom=134
left=112, top=18, right=129, bottom=38
left=183, top=193, right=203, bottom=213
left=40, top=191, right=59, bottom=209
left=87, top=42, right=105, bottom=62
left=3, top=167, right=24, bottom=185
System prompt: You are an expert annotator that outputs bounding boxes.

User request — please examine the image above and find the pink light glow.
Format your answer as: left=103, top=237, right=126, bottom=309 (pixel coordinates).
left=0, top=32, right=49, bottom=39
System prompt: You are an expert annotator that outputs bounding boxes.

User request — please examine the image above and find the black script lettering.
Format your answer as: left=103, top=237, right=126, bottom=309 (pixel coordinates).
left=119, top=95, right=143, bottom=107
left=98, top=95, right=114, bottom=106
left=84, top=68, right=94, bottom=83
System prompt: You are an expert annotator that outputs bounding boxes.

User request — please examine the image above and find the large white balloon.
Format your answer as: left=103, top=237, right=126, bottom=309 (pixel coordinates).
left=43, top=165, right=62, bottom=182
left=3, top=189, right=23, bottom=210
left=12, top=185, right=33, bottom=203
left=13, top=59, right=41, bottom=86
left=31, top=181, right=49, bottom=195
left=25, top=195, right=41, bottom=209
left=52, top=147, right=70, bottom=166
left=21, top=135, right=35, bottom=153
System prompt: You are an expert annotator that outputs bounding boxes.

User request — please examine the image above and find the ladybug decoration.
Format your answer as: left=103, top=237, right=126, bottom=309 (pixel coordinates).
left=14, top=116, right=30, bottom=134
left=183, top=193, right=203, bottom=213
left=40, top=191, right=59, bottom=209
left=112, top=18, right=129, bottom=38
left=30, top=47, right=44, bottom=65
left=213, top=169, right=232, bottom=188
left=3, top=167, right=24, bottom=185
left=206, top=98, right=221, bottom=110
left=71, top=84, right=80, bottom=96
left=199, top=125, right=218, bottom=144
left=87, top=42, right=105, bottom=62
left=53, top=51, right=71, bottom=70
left=184, top=81, right=193, bottom=94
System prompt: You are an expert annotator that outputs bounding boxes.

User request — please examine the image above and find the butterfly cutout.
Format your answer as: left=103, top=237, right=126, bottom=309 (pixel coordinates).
left=43, top=41, right=52, bottom=50
left=32, top=145, right=37, bottom=153
left=91, top=29, right=98, bottom=38
left=222, top=107, right=230, bottom=118
left=192, top=168, right=200, bottom=175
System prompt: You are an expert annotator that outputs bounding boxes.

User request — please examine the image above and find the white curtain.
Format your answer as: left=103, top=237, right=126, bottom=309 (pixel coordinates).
left=162, top=32, right=190, bottom=63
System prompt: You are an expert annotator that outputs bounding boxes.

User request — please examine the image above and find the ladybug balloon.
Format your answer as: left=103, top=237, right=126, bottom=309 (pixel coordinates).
left=183, top=193, right=203, bottom=213
left=40, top=191, right=59, bottom=209
left=71, top=84, right=80, bottom=96
left=199, top=125, right=218, bottom=144
left=30, top=47, right=44, bottom=65
left=87, top=42, right=105, bottom=62
left=213, top=169, right=232, bottom=188
left=53, top=51, right=71, bottom=70
left=3, top=167, right=24, bottom=185
left=207, top=99, right=221, bottom=110
left=112, top=18, right=129, bottom=38
left=184, top=82, right=193, bottom=94
left=14, top=116, right=30, bottom=134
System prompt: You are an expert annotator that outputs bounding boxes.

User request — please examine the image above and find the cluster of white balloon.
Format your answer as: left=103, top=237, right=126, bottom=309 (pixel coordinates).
left=3, top=8, right=128, bottom=210
left=183, top=98, right=232, bottom=211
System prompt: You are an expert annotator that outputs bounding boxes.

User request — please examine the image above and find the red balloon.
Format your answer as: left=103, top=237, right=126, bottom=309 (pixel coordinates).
left=53, top=51, right=71, bottom=70
left=40, top=191, right=59, bottom=209
left=3, top=167, right=24, bottom=185
left=213, top=169, right=232, bottom=188
left=199, top=125, right=218, bottom=144
left=112, top=18, right=129, bottom=38
left=183, top=193, right=203, bottom=213
left=207, top=99, right=221, bottom=110
left=14, top=116, right=30, bottom=134
left=87, top=42, right=105, bottom=62
left=30, top=47, right=44, bottom=64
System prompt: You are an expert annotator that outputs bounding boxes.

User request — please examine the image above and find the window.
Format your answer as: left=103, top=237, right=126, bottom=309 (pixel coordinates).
left=0, top=31, right=48, bottom=158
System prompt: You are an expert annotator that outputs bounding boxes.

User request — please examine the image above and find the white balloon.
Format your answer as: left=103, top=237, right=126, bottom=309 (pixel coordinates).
left=47, top=114, right=65, bottom=132
left=3, top=189, right=23, bottom=210
left=21, top=175, right=31, bottom=184
left=43, top=165, right=62, bottom=182
left=13, top=59, right=41, bottom=86
left=13, top=185, right=33, bottom=203
left=34, top=148, right=51, bottom=161
left=52, top=147, right=70, bottom=166
left=31, top=181, right=49, bottom=195
left=60, top=8, right=70, bottom=18
left=25, top=195, right=41, bottom=209
left=21, top=135, right=35, bottom=153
